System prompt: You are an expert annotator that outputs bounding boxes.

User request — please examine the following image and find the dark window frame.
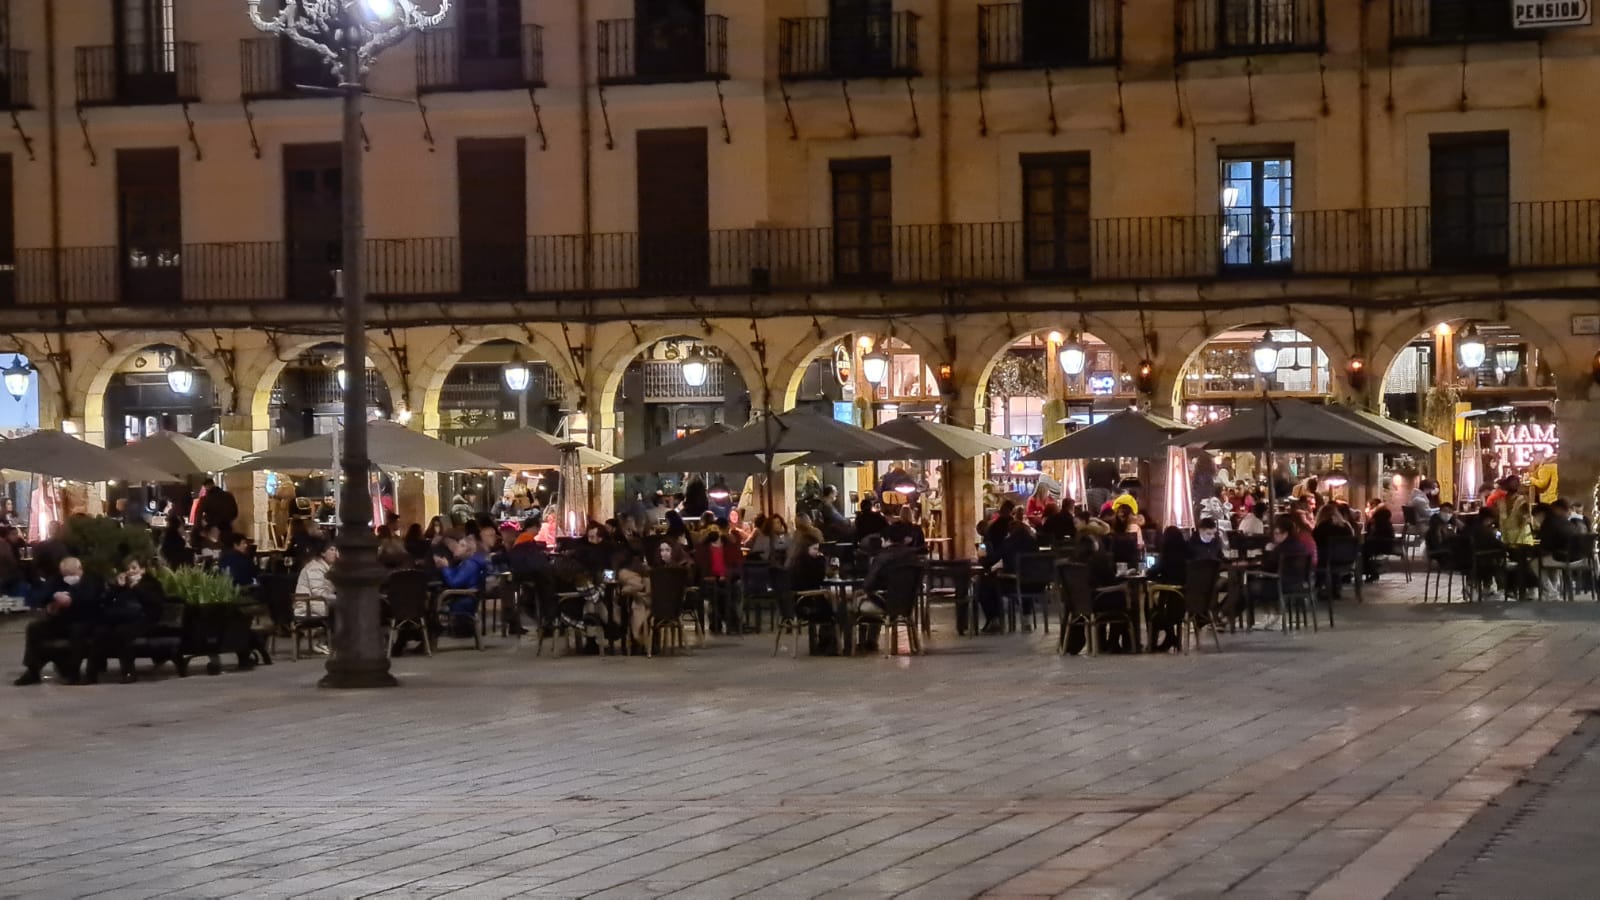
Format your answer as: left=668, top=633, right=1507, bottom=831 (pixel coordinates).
left=830, top=156, right=893, bottom=285
left=1020, top=151, right=1091, bottom=279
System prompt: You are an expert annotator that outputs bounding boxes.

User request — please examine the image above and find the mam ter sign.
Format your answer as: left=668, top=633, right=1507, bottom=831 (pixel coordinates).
left=1515, top=2, right=1592, bottom=27
left=1490, top=423, right=1559, bottom=471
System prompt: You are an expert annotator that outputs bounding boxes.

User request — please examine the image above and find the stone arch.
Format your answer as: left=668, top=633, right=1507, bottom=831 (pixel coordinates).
left=1368, top=302, right=1575, bottom=399
left=773, top=317, right=945, bottom=411
left=242, top=335, right=407, bottom=446
left=80, top=332, right=235, bottom=448
left=411, top=325, right=580, bottom=433
left=964, top=314, right=1145, bottom=426
left=1163, top=315, right=1351, bottom=415
left=591, top=322, right=768, bottom=422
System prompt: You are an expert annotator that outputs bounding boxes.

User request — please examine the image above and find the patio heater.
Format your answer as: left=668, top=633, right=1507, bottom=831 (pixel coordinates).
left=246, top=0, right=451, bottom=689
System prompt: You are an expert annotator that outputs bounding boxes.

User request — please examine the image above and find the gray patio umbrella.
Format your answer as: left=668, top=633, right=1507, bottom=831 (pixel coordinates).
left=113, top=432, right=247, bottom=478
left=666, top=411, right=920, bottom=513
left=1023, top=410, right=1192, bottom=461
left=601, top=424, right=789, bottom=475
left=1323, top=406, right=1446, bottom=453
left=227, top=421, right=503, bottom=473
left=796, top=417, right=1015, bottom=465
left=1179, top=398, right=1413, bottom=453
left=468, top=427, right=620, bottom=470
left=0, top=431, right=181, bottom=483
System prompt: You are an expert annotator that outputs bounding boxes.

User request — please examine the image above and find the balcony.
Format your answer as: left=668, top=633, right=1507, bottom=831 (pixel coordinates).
left=239, top=38, right=338, bottom=100
left=13, top=201, right=1600, bottom=311
left=1176, top=0, right=1326, bottom=61
left=597, top=15, right=728, bottom=85
left=1392, top=0, right=1534, bottom=46
left=978, top=2, right=1121, bottom=71
left=75, top=43, right=199, bottom=106
left=779, top=12, right=920, bottom=81
left=0, top=50, right=30, bottom=109
left=416, top=24, right=545, bottom=93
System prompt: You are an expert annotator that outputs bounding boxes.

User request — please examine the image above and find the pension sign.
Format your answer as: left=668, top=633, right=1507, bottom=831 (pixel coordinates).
left=1514, top=1, right=1592, bottom=28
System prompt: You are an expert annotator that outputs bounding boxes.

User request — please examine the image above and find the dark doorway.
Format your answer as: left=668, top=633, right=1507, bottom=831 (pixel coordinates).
left=116, top=147, right=181, bottom=305
left=1430, top=131, right=1509, bottom=269
left=1022, top=0, right=1090, bottom=66
left=283, top=143, right=342, bottom=302
left=829, top=0, right=893, bottom=76
left=831, top=157, right=892, bottom=284
left=636, top=128, right=709, bottom=292
left=458, top=137, right=527, bottom=297
left=635, top=0, right=706, bottom=80
left=459, top=0, right=523, bottom=88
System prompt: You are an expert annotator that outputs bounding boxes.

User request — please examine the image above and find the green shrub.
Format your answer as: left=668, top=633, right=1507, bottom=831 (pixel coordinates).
left=64, top=515, right=156, bottom=581
left=154, top=566, right=243, bottom=606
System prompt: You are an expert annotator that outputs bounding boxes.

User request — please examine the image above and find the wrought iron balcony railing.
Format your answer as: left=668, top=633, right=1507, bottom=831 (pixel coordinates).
left=0, top=50, right=30, bottom=110
left=1176, top=0, right=1326, bottom=60
left=978, top=2, right=1122, bottom=71
left=240, top=37, right=339, bottom=100
left=779, top=12, right=920, bottom=80
left=14, top=201, right=1599, bottom=308
left=416, top=24, right=545, bottom=93
left=597, top=15, right=729, bottom=84
left=1391, top=0, right=1534, bottom=46
left=75, top=43, right=199, bottom=106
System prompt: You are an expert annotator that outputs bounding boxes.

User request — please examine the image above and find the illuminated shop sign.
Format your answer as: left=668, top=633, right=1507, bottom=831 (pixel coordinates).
left=1490, top=423, right=1559, bottom=469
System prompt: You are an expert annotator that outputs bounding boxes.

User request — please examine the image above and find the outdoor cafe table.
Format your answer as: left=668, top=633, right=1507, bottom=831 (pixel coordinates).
left=1117, top=570, right=1153, bottom=652
left=822, top=576, right=862, bottom=655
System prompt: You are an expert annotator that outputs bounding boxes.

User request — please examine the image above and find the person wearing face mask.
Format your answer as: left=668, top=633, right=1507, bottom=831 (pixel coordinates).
left=15, top=557, right=104, bottom=686
left=87, top=557, right=168, bottom=684
left=1425, top=502, right=1461, bottom=568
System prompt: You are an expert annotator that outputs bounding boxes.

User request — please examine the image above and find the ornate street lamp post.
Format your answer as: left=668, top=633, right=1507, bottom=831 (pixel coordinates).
left=247, top=0, right=449, bottom=689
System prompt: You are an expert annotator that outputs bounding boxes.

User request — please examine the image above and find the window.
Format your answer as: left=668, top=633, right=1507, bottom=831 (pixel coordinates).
left=1022, top=0, right=1092, bottom=66
left=1220, top=0, right=1302, bottom=50
left=461, top=0, right=521, bottom=60
left=636, top=0, right=707, bottom=79
left=119, top=0, right=175, bottom=76
left=1219, top=149, right=1293, bottom=270
left=1430, top=131, right=1509, bottom=269
left=830, top=0, right=894, bottom=76
left=831, top=158, right=892, bottom=284
left=116, top=148, right=181, bottom=305
left=1021, top=152, right=1091, bottom=278
left=1429, top=0, right=1513, bottom=41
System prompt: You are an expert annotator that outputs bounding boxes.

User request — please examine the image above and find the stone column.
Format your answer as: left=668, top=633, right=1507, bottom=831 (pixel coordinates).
left=218, top=415, right=259, bottom=543
left=945, top=382, right=982, bottom=559
left=1557, top=387, right=1600, bottom=514
left=1431, top=328, right=1458, bottom=502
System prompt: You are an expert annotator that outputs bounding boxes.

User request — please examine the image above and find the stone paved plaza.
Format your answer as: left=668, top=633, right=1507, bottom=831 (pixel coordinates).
left=3, top=584, right=1599, bottom=899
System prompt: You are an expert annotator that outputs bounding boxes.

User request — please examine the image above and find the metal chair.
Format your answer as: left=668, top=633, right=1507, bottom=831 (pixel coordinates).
left=435, top=588, right=484, bottom=650
left=646, top=565, right=693, bottom=657
left=739, top=562, right=783, bottom=633
left=1276, top=554, right=1316, bottom=633
left=1057, top=561, right=1129, bottom=656
left=1318, top=534, right=1362, bottom=626
left=1011, top=552, right=1058, bottom=633
left=875, top=562, right=924, bottom=657
left=382, top=569, right=433, bottom=658
left=1150, top=558, right=1224, bottom=653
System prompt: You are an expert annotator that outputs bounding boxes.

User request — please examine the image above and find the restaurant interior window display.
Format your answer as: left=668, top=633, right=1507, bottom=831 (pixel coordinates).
left=1181, top=327, right=1330, bottom=425
left=987, top=345, right=1048, bottom=492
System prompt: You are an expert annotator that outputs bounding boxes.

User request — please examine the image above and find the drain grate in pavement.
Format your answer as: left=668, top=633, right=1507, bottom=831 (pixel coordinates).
left=1389, top=712, right=1600, bottom=899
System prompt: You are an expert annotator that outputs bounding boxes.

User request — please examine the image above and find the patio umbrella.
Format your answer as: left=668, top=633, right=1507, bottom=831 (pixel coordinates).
left=795, top=417, right=1014, bottom=465
left=667, top=411, right=920, bottom=514
left=0, top=431, right=181, bottom=483
left=227, top=421, right=503, bottom=473
left=1323, top=406, right=1446, bottom=453
left=601, top=424, right=788, bottom=475
left=113, top=432, right=247, bottom=479
left=1024, top=410, right=1192, bottom=461
left=1179, top=398, right=1413, bottom=453
left=468, top=427, right=621, bottom=470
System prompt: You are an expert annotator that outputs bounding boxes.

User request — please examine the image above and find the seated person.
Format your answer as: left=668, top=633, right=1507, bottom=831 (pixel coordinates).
left=295, top=540, right=338, bottom=608
left=1060, top=535, right=1132, bottom=655
left=1038, top=500, right=1078, bottom=547
left=434, top=533, right=489, bottom=616
left=1424, top=503, right=1461, bottom=566
left=883, top=506, right=926, bottom=551
left=218, top=533, right=259, bottom=588
left=15, top=557, right=103, bottom=686
left=1361, top=499, right=1396, bottom=581
left=88, top=557, right=168, bottom=684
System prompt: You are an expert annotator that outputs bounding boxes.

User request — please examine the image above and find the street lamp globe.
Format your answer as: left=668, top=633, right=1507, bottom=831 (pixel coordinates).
left=1458, top=325, right=1487, bottom=370
left=1058, top=333, right=1087, bottom=377
left=1252, top=339, right=1281, bottom=376
left=166, top=363, right=195, bottom=396
left=862, top=345, right=891, bottom=386
left=2, top=356, right=30, bottom=401
left=503, top=352, right=531, bottom=393
left=362, top=0, right=398, bottom=18
left=681, top=347, right=710, bottom=388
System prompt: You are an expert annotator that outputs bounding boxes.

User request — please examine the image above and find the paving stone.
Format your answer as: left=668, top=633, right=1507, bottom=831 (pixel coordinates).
left=1, top=586, right=1597, bottom=897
